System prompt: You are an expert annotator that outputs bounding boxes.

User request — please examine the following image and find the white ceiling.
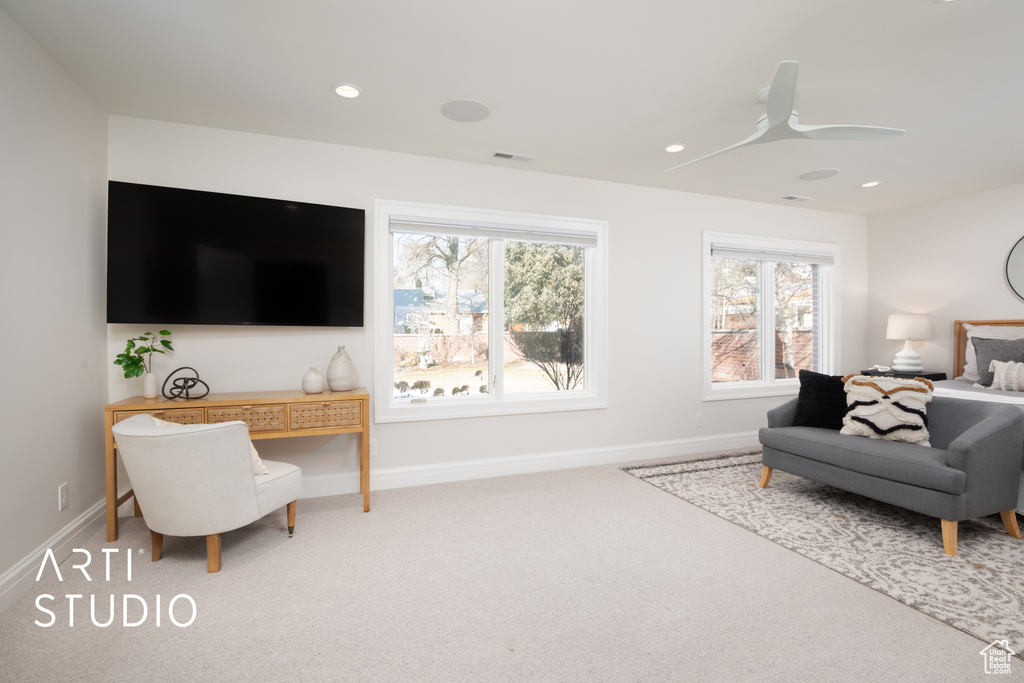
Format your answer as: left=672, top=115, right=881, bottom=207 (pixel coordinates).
left=4, top=0, right=1023, bottom=216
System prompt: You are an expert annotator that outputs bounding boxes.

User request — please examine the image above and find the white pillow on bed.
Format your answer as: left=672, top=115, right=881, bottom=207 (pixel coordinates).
left=963, top=324, right=1024, bottom=382
left=986, top=360, right=1024, bottom=392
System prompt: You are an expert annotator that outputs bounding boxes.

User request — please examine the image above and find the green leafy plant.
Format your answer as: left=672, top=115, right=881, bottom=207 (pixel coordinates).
left=114, top=330, right=173, bottom=378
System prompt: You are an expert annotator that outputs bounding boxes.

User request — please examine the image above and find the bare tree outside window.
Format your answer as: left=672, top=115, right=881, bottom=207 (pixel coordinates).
left=710, top=257, right=820, bottom=383
left=392, top=233, right=490, bottom=398
left=711, top=257, right=760, bottom=382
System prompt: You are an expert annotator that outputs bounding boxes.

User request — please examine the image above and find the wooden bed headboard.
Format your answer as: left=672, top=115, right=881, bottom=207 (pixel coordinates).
left=952, top=319, right=1024, bottom=378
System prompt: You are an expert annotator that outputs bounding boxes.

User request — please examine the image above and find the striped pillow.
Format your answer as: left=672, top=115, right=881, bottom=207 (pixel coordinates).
left=963, top=324, right=1024, bottom=382
left=840, top=374, right=933, bottom=446
left=988, top=359, right=1024, bottom=392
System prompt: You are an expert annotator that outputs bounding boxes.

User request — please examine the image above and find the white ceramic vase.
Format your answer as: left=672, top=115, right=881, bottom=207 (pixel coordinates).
left=143, top=372, right=158, bottom=399
left=302, top=366, right=326, bottom=394
left=326, top=345, right=356, bottom=391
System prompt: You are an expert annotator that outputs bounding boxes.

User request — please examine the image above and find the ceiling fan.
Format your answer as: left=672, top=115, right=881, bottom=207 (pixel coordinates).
left=665, top=60, right=906, bottom=171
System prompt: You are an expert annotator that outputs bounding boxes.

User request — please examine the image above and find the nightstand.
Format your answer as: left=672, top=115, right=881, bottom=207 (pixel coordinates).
left=859, top=369, right=947, bottom=381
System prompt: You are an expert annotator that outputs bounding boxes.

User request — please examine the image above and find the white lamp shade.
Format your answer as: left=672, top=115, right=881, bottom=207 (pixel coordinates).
left=886, top=314, right=933, bottom=341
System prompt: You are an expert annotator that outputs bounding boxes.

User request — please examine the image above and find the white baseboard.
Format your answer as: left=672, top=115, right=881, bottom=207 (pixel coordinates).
left=0, top=499, right=106, bottom=615
left=301, top=430, right=760, bottom=498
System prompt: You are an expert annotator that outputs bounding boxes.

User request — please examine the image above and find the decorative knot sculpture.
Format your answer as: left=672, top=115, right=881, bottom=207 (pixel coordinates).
left=162, top=367, right=210, bottom=400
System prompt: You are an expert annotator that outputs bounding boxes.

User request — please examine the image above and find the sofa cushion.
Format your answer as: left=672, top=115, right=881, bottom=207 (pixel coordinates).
left=759, top=426, right=966, bottom=495
left=840, top=374, right=933, bottom=446
left=792, top=370, right=848, bottom=430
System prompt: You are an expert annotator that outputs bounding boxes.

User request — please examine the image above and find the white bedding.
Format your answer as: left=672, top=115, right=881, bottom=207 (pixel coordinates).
left=933, top=378, right=1024, bottom=406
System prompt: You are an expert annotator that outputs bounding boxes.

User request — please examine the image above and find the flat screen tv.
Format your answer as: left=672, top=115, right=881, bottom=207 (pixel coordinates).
left=106, top=181, right=365, bottom=327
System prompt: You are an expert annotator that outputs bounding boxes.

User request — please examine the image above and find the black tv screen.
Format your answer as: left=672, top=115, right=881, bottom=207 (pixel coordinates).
left=106, top=181, right=365, bottom=326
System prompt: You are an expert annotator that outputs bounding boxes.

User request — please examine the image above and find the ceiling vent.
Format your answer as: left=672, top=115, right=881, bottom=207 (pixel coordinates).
left=781, top=194, right=812, bottom=202
left=492, top=151, right=535, bottom=163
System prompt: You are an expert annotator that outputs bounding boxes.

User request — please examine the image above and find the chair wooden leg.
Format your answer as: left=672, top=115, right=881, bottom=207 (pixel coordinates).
left=206, top=534, right=222, bottom=573
left=151, top=530, right=163, bottom=562
left=287, top=500, right=297, bottom=537
left=941, top=519, right=958, bottom=556
left=758, top=466, right=774, bottom=488
left=134, top=496, right=143, bottom=517
left=1001, top=510, right=1022, bottom=539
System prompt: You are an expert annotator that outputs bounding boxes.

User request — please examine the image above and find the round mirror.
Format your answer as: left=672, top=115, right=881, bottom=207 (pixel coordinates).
left=1007, top=236, right=1024, bottom=300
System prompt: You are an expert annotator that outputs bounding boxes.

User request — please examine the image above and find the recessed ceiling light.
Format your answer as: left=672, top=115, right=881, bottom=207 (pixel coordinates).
left=441, top=99, right=490, bottom=122
left=665, top=144, right=686, bottom=153
left=861, top=181, right=880, bottom=188
left=333, top=83, right=361, bottom=99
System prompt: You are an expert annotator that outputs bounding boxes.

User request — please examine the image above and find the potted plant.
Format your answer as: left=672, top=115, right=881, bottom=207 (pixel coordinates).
left=114, top=330, right=173, bottom=398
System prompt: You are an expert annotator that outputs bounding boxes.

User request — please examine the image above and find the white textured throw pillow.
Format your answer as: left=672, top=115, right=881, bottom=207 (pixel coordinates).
left=963, top=324, right=1024, bottom=382
left=150, top=416, right=269, bottom=475
left=986, top=359, right=1024, bottom=392
left=840, top=374, right=933, bottom=446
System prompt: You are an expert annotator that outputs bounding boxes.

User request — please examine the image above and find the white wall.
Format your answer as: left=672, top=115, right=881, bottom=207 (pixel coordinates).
left=0, top=8, right=108, bottom=599
left=866, top=182, right=1024, bottom=374
left=108, top=116, right=870, bottom=491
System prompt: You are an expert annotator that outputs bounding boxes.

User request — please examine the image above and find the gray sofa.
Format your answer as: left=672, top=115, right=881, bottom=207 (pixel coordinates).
left=758, top=395, right=1024, bottom=556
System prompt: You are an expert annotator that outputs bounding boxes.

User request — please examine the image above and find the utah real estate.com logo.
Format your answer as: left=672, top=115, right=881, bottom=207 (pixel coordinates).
left=980, top=640, right=1015, bottom=675
left=34, top=548, right=196, bottom=628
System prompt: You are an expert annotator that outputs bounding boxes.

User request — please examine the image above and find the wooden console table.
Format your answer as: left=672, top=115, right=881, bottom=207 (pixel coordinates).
left=104, top=387, right=370, bottom=542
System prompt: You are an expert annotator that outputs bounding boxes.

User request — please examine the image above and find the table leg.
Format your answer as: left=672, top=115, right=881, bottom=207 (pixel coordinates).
left=361, top=420, right=370, bottom=512
left=104, top=413, right=118, bottom=542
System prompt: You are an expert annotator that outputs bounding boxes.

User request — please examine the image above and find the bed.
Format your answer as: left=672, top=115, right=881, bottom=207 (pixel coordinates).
left=931, top=319, right=1024, bottom=514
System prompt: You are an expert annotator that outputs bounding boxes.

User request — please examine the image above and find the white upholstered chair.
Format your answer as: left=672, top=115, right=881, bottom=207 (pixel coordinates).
left=111, top=414, right=302, bottom=573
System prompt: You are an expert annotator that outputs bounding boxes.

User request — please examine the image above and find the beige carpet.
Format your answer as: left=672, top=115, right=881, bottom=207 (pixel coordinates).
left=0, top=455, right=1015, bottom=682
left=623, top=450, right=1024, bottom=658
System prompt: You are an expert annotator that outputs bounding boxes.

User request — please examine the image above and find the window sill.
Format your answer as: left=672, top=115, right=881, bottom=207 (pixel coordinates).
left=703, top=381, right=800, bottom=402
left=374, top=391, right=606, bottom=423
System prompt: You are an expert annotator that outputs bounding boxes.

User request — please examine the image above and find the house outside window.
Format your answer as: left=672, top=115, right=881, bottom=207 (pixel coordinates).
left=375, top=201, right=608, bottom=422
left=703, top=231, right=838, bottom=400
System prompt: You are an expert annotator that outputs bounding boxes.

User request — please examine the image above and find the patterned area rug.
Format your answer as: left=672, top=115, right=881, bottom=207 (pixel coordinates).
left=623, top=450, right=1024, bottom=653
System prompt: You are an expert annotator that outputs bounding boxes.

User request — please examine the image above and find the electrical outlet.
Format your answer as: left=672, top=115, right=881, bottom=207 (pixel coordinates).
left=695, top=413, right=703, bottom=427
left=369, top=439, right=377, bottom=458
left=58, top=483, right=68, bottom=512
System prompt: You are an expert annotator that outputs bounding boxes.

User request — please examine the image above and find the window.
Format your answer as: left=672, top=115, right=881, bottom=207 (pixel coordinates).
left=375, top=201, right=607, bottom=422
left=703, top=232, right=838, bottom=400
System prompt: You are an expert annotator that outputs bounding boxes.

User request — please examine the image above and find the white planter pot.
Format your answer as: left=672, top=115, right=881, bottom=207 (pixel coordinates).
left=143, top=372, right=158, bottom=399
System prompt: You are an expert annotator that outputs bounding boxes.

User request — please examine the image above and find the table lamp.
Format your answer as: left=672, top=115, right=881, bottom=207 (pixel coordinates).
left=886, top=314, right=932, bottom=373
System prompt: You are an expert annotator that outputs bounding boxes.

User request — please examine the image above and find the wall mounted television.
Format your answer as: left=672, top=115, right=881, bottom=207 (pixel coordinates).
left=106, top=181, right=365, bottom=327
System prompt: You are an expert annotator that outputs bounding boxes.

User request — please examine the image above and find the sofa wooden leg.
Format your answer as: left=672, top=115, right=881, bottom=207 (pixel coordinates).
left=758, top=466, right=774, bottom=488
left=287, top=500, right=297, bottom=537
left=1000, top=510, right=1022, bottom=539
left=206, top=534, right=222, bottom=573
left=941, top=519, right=958, bottom=556
left=151, top=530, right=162, bottom=562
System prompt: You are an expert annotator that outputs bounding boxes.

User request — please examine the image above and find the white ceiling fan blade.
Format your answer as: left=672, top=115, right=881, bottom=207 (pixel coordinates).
left=765, top=61, right=799, bottom=128
left=791, top=123, right=906, bottom=141
left=664, top=128, right=767, bottom=172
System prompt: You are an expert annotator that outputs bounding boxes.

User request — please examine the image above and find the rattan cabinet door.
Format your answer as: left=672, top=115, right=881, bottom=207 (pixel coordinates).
left=206, top=404, right=287, bottom=433
left=288, top=401, right=362, bottom=431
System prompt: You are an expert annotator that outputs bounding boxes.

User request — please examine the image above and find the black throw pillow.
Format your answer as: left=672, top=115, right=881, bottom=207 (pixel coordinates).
left=792, top=369, right=848, bottom=430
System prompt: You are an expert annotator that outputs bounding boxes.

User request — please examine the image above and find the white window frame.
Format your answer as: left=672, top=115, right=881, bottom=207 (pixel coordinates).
left=375, top=200, right=608, bottom=423
left=702, top=231, right=840, bottom=401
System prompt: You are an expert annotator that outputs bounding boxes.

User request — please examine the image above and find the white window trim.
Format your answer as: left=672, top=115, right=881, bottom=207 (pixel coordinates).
left=374, top=200, right=608, bottom=423
left=702, top=231, right=840, bottom=401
